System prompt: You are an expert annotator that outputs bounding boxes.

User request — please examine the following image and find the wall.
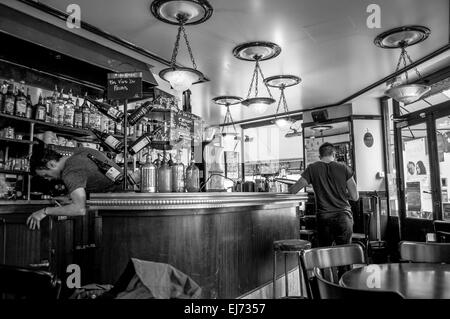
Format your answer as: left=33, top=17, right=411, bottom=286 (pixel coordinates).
left=353, top=119, right=386, bottom=192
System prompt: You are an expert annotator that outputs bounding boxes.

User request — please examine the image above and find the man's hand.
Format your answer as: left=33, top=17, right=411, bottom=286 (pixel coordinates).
left=26, top=209, right=47, bottom=230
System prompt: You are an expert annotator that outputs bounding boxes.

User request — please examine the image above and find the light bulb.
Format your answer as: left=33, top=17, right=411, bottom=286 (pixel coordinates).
left=275, top=118, right=291, bottom=128
left=252, top=102, right=269, bottom=114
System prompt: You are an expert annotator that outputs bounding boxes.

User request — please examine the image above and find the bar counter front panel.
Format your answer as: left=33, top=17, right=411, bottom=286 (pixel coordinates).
left=88, top=192, right=307, bottom=299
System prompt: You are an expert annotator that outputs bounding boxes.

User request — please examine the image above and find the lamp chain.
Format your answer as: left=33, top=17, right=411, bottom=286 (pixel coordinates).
left=170, top=19, right=198, bottom=70
left=391, top=47, right=425, bottom=87
left=246, top=59, right=274, bottom=99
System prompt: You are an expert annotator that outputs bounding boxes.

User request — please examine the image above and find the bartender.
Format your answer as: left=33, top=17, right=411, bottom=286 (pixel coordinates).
left=26, top=143, right=123, bottom=230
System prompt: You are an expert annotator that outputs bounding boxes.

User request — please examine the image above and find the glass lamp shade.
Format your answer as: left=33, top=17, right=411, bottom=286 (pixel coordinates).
left=275, top=118, right=292, bottom=128
left=241, top=97, right=275, bottom=114
left=385, top=84, right=431, bottom=104
left=159, top=67, right=204, bottom=93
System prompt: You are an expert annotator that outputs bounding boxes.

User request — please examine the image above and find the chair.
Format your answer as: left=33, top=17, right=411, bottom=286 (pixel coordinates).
left=272, top=239, right=311, bottom=299
left=434, top=220, right=450, bottom=243
left=313, top=268, right=404, bottom=299
left=351, top=212, right=371, bottom=259
left=300, top=244, right=366, bottom=299
left=399, top=241, right=450, bottom=263
left=0, top=264, right=61, bottom=299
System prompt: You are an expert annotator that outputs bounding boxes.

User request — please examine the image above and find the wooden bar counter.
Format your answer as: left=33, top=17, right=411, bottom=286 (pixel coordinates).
left=88, top=192, right=308, bottom=299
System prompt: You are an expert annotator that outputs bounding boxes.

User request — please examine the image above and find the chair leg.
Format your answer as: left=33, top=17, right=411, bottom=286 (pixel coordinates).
left=273, top=251, right=277, bottom=299
left=284, top=253, right=289, bottom=297
left=297, top=253, right=304, bottom=297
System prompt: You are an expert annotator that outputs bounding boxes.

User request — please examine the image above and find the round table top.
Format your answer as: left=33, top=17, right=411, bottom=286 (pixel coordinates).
left=340, top=263, right=450, bottom=299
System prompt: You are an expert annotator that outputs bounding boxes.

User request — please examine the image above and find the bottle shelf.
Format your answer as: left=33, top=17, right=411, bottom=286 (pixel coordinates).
left=0, top=168, right=29, bottom=175
left=0, top=137, right=37, bottom=145
left=0, top=113, right=92, bottom=137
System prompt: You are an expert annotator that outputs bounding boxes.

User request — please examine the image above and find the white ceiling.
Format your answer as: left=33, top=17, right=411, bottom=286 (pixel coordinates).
left=34, top=0, right=450, bottom=125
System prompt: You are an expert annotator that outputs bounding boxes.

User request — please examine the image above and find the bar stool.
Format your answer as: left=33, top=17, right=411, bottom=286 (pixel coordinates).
left=273, top=239, right=311, bottom=299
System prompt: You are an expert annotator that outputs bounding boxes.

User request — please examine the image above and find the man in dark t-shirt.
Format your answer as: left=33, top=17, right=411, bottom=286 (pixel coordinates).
left=289, top=143, right=359, bottom=246
left=26, top=145, right=123, bottom=230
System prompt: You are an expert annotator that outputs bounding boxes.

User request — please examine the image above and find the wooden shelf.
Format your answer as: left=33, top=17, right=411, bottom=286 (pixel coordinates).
left=0, top=137, right=37, bottom=145
left=0, top=113, right=92, bottom=137
left=0, top=168, right=29, bottom=175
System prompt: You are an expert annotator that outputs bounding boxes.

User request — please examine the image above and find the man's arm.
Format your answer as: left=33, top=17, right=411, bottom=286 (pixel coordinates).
left=27, top=188, right=87, bottom=230
left=346, top=177, right=359, bottom=201
left=288, top=177, right=309, bottom=194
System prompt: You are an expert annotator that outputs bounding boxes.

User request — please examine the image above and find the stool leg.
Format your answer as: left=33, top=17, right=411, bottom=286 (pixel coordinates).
left=297, top=253, right=304, bottom=297
left=273, top=251, right=277, bottom=299
left=284, top=253, right=289, bottom=297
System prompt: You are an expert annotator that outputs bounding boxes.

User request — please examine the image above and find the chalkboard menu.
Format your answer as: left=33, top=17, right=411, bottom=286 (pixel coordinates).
left=107, top=72, right=142, bottom=100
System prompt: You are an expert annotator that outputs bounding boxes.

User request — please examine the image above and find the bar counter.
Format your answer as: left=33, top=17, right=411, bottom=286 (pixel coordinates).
left=88, top=192, right=308, bottom=298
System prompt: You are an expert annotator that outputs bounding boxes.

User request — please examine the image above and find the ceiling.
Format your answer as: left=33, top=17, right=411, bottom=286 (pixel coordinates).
left=30, top=0, right=450, bottom=124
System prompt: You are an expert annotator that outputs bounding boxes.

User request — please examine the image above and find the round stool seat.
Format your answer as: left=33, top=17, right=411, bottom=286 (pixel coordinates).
left=273, top=239, right=311, bottom=252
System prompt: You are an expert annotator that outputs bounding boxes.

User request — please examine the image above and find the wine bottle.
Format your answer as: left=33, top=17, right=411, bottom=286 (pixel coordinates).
left=35, top=94, right=46, bottom=121
left=88, top=153, right=123, bottom=184
left=128, top=127, right=162, bottom=155
left=128, top=101, right=155, bottom=126
left=91, top=128, right=124, bottom=153
left=85, top=96, right=124, bottom=123
left=81, top=93, right=90, bottom=129
left=25, top=88, right=33, bottom=119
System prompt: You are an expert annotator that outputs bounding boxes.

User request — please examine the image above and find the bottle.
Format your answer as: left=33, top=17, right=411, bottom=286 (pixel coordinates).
left=14, top=81, right=27, bottom=117
left=157, top=151, right=172, bottom=193
left=63, top=90, right=75, bottom=127
left=0, top=81, right=7, bottom=113
left=56, top=89, right=65, bottom=125
left=171, top=151, right=185, bottom=193
left=127, top=101, right=155, bottom=126
left=168, top=153, right=174, bottom=167
left=44, top=95, right=52, bottom=123
left=91, top=128, right=124, bottom=153
left=185, top=153, right=200, bottom=192
left=25, top=88, right=33, bottom=119
left=87, top=153, right=123, bottom=184
left=153, top=152, right=162, bottom=168
left=85, top=96, right=124, bottom=123
left=140, top=153, right=157, bottom=193
left=81, top=93, right=90, bottom=129
left=73, top=97, right=83, bottom=128
left=3, top=80, right=16, bottom=115
left=128, top=127, right=162, bottom=156
left=35, top=94, right=46, bottom=121
left=100, top=114, right=109, bottom=133
left=50, top=85, right=59, bottom=124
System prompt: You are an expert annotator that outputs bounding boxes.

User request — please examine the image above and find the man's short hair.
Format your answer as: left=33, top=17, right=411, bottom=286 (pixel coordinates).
left=30, top=141, right=62, bottom=174
left=319, top=142, right=335, bottom=158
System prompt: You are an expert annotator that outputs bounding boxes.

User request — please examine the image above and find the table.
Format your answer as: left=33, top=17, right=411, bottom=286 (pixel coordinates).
left=340, top=263, right=450, bottom=299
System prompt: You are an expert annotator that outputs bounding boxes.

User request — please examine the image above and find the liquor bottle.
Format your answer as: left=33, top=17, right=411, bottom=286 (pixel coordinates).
left=87, top=153, right=123, bottom=184
left=185, top=153, right=200, bottom=192
left=168, top=153, right=174, bottom=167
left=127, top=101, right=155, bottom=126
left=3, top=80, right=16, bottom=115
left=25, top=88, right=33, bottom=119
left=56, top=89, right=65, bottom=125
left=108, top=119, right=115, bottom=135
left=63, top=90, right=75, bottom=127
left=14, top=81, right=27, bottom=117
left=128, top=127, right=162, bottom=156
left=73, top=97, right=83, bottom=128
left=35, top=94, right=46, bottom=121
left=100, top=114, right=109, bottom=133
left=0, top=80, right=7, bottom=113
left=140, top=153, right=157, bottom=193
left=44, top=95, right=52, bottom=123
left=157, top=152, right=172, bottom=193
left=50, top=85, right=59, bottom=124
left=91, top=128, right=124, bottom=153
left=171, top=151, right=185, bottom=193
left=81, top=93, right=90, bottom=129
left=85, top=96, right=124, bottom=123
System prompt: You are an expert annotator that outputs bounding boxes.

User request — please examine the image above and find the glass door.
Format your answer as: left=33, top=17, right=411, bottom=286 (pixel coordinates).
left=435, top=116, right=450, bottom=221
left=401, top=123, right=434, bottom=220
